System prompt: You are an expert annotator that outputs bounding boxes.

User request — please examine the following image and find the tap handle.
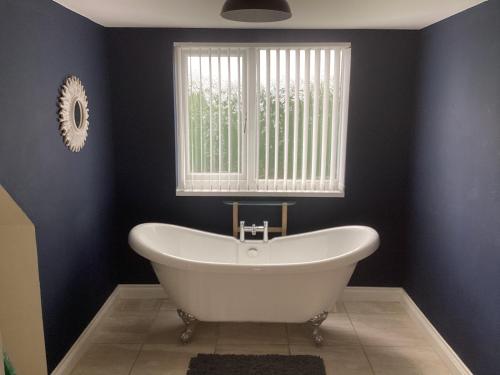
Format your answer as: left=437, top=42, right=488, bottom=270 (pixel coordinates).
left=240, top=221, right=245, bottom=241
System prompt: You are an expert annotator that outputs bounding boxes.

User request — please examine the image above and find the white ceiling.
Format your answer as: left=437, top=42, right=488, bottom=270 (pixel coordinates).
left=53, top=0, right=486, bottom=29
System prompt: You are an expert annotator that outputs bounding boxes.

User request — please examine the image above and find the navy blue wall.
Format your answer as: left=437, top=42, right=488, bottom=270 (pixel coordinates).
left=5, top=2, right=498, bottom=372
left=0, top=0, right=116, bottom=370
left=107, top=29, right=419, bottom=286
left=407, top=2, right=500, bottom=374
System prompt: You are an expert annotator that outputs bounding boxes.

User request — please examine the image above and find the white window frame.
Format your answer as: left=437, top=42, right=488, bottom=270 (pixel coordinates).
left=174, top=42, right=351, bottom=197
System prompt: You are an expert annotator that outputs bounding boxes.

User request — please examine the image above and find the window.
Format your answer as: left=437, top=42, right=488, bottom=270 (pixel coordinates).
left=174, top=43, right=351, bottom=196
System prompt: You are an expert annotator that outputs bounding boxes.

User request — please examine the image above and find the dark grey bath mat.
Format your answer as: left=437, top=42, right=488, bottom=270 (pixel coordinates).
left=187, top=354, right=326, bottom=375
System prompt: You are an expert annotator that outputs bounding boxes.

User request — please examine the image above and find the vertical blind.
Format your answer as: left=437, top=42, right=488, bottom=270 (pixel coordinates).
left=175, top=43, right=351, bottom=196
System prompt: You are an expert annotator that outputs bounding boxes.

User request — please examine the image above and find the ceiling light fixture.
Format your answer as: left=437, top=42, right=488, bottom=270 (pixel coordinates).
left=221, top=0, right=292, bottom=23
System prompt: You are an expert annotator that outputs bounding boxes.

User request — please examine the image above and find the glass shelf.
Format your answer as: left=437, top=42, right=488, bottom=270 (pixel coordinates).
left=223, top=200, right=296, bottom=207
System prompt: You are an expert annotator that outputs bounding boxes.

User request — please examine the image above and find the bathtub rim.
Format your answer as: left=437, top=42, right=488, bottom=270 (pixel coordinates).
left=129, top=223, right=379, bottom=274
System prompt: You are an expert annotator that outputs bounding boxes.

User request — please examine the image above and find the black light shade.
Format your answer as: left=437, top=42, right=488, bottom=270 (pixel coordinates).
left=221, top=0, right=292, bottom=23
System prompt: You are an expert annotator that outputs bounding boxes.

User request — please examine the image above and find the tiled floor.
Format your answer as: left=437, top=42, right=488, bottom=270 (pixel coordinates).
left=71, top=298, right=452, bottom=375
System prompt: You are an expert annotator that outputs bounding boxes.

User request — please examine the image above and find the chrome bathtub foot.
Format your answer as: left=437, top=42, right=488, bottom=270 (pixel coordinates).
left=177, top=309, right=198, bottom=344
left=308, top=311, right=328, bottom=346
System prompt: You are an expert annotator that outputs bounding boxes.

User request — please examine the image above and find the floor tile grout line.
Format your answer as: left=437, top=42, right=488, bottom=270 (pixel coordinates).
left=126, top=297, right=163, bottom=375
left=346, top=302, right=437, bottom=375
left=347, top=312, right=432, bottom=349
left=127, top=342, right=144, bottom=375
left=345, top=305, right=377, bottom=375
left=345, top=306, right=382, bottom=374
left=343, top=301, right=407, bottom=315
left=73, top=297, right=153, bottom=373
left=285, top=323, right=291, bottom=355
left=214, top=322, right=221, bottom=354
left=93, top=298, right=446, bottom=375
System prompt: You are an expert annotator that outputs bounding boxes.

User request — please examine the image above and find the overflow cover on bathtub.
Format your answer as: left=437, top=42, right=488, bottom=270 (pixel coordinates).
left=247, top=248, right=259, bottom=257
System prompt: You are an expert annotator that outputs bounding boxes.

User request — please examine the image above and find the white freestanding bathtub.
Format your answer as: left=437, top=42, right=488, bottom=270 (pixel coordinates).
left=129, top=223, right=379, bottom=344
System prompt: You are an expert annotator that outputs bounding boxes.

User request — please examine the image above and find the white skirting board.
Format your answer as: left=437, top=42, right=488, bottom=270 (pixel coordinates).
left=50, top=288, right=120, bottom=375
left=52, top=285, right=473, bottom=375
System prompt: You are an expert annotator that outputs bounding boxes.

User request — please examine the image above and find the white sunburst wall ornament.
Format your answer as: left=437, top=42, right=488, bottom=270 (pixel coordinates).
left=58, top=76, right=89, bottom=152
